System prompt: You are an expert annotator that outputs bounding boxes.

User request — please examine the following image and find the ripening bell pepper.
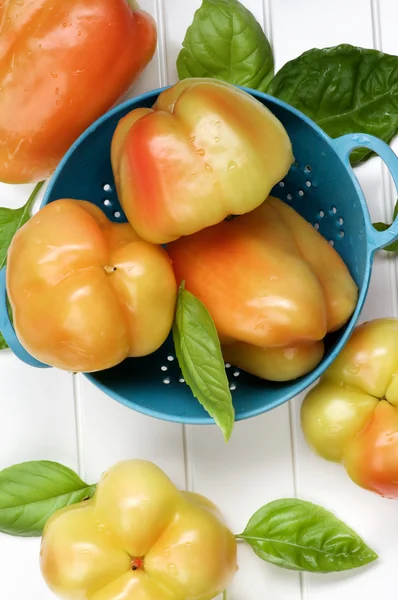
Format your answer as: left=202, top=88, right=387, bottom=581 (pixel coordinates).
left=301, top=318, right=398, bottom=498
left=40, top=460, right=237, bottom=600
left=6, top=200, right=177, bottom=372
left=168, top=196, right=358, bottom=382
left=0, top=0, right=157, bottom=184
left=111, top=78, right=294, bottom=244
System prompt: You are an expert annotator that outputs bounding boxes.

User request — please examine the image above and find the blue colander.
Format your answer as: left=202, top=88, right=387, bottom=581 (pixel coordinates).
left=1, top=87, right=398, bottom=425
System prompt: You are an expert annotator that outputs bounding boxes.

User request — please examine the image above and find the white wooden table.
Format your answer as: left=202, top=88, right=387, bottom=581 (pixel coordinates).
left=2, top=1, right=398, bottom=598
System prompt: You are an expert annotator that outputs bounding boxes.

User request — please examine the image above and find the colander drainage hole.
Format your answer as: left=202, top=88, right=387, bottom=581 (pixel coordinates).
left=279, top=181, right=285, bottom=188
left=298, top=190, right=304, bottom=197
left=305, top=181, right=311, bottom=188
left=331, top=206, right=337, bottom=214
left=167, top=355, right=175, bottom=362
left=161, top=365, right=168, bottom=371
left=103, top=183, right=112, bottom=192
left=339, top=231, right=345, bottom=238
left=104, top=199, right=111, bottom=207
left=318, top=210, right=324, bottom=218
left=233, top=371, right=240, bottom=377
left=314, top=223, right=320, bottom=230
left=338, top=217, right=344, bottom=225
left=230, top=383, right=237, bottom=391
left=225, top=363, right=231, bottom=368
left=304, top=165, right=312, bottom=173
left=329, top=240, right=335, bottom=247
left=163, top=378, right=171, bottom=385
left=114, top=211, right=121, bottom=219
left=179, top=378, right=185, bottom=384
left=286, top=193, right=293, bottom=201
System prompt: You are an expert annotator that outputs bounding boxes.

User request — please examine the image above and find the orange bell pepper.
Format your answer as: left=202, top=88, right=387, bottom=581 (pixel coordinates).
left=0, top=0, right=157, bottom=184
left=111, top=78, right=294, bottom=244
left=6, top=200, right=177, bottom=372
left=168, top=196, right=358, bottom=382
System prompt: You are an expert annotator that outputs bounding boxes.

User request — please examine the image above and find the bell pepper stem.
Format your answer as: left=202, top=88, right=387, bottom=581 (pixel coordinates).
left=103, top=265, right=117, bottom=275
left=222, top=590, right=228, bottom=600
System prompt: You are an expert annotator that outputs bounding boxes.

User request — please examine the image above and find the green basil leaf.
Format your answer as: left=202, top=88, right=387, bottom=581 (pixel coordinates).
left=177, top=0, right=274, bottom=92
left=0, top=298, right=14, bottom=351
left=372, top=199, right=398, bottom=251
left=237, top=498, right=378, bottom=572
left=173, top=282, right=235, bottom=441
left=393, top=199, right=398, bottom=221
left=0, top=461, right=96, bottom=537
left=0, top=182, right=45, bottom=349
left=268, top=44, right=398, bottom=165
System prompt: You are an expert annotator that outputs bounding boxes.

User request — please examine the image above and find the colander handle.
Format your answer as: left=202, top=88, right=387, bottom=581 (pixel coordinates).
left=0, top=267, right=50, bottom=368
left=333, top=133, right=398, bottom=252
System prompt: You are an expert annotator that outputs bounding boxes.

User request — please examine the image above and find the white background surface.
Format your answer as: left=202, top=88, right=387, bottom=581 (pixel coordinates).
left=1, top=0, right=398, bottom=598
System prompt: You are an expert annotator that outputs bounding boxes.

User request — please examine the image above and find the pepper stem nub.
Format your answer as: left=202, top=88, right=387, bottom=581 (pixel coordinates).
left=103, top=265, right=117, bottom=275
left=131, top=558, right=144, bottom=571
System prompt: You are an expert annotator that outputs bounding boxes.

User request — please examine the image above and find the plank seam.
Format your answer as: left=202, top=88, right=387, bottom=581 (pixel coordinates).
left=72, top=374, right=86, bottom=482
left=155, top=0, right=169, bottom=87
left=264, top=1, right=304, bottom=598
left=371, top=0, right=398, bottom=318
left=289, top=399, right=307, bottom=599
left=155, top=0, right=190, bottom=491
left=262, top=0, right=274, bottom=46
left=182, top=425, right=194, bottom=491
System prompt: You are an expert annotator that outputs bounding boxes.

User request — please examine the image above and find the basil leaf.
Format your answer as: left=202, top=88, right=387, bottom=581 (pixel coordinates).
left=268, top=44, right=398, bottom=165
left=0, top=182, right=44, bottom=349
left=177, top=0, right=274, bottom=92
left=173, top=283, right=235, bottom=441
left=0, top=461, right=96, bottom=537
left=393, top=199, right=398, bottom=221
left=0, top=299, right=12, bottom=351
left=372, top=199, right=398, bottom=251
left=237, top=498, right=378, bottom=572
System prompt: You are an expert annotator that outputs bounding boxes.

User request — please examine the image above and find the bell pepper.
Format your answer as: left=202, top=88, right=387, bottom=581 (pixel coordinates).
left=301, top=318, right=398, bottom=498
left=168, top=196, right=358, bottom=382
left=40, top=460, right=237, bottom=600
left=0, top=0, right=157, bottom=184
left=6, top=200, right=177, bottom=372
left=110, top=78, right=294, bottom=244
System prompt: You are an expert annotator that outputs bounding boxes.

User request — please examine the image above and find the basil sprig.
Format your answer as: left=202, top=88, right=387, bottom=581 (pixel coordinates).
left=177, top=0, right=274, bottom=92
left=173, top=283, right=235, bottom=441
left=0, top=461, right=96, bottom=536
left=237, top=498, right=378, bottom=572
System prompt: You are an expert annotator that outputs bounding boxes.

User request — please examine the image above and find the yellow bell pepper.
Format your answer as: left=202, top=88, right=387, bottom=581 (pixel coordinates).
left=40, top=460, right=237, bottom=599
left=301, top=318, right=398, bottom=498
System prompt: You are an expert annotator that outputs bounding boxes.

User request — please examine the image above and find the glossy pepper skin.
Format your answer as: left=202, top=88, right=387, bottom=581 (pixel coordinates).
left=168, top=196, right=357, bottom=382
left=301, top=318, right=398, bottom=498
left=0, top=0, right=157, bottom=184
left=40, top=460, right=237, bottom=600
left=111, top=78, right=294, bottom=244
left=7, top=200, right=177, bottom=372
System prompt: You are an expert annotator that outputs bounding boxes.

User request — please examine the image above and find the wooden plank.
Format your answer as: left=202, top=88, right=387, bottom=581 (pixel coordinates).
left=75, top=0, right=186, bottom=495
left=0, top=183, right=77, bottom=600
left=272, top=1, right=398, bottom=598
left=163, top=2, right=300, bottom=599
